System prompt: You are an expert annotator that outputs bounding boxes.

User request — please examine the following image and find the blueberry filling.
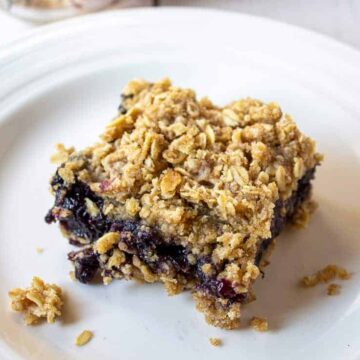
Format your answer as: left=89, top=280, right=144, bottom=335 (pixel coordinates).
left=68, top=247, right=99, bottom=283
left=45, top=173, right=111, bottom=242
left=47, top=168, right=315, bottom=302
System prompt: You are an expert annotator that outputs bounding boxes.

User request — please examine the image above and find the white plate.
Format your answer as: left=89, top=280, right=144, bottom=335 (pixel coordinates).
left=0, top=8, right=359, bottom=360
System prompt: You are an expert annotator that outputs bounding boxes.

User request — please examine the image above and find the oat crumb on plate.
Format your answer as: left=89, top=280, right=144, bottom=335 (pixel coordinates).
left=300, top=265, right=351, bottom=287
left=291, top=198, right=318, bottom=228
left=209, top=337, right=222, bottom=347
left=75, top=330, right=93, bottom=346
left=250, top=317, right=268, bottom=332
left=327, top=283, right=341, bottom=296
left=8, top=276, right=63, bottom=325
left=36, top=247, right=44, bottom=254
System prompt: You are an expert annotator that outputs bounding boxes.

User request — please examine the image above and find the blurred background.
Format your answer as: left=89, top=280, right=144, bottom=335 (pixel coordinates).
left=0, top=0, right=359, bottom=48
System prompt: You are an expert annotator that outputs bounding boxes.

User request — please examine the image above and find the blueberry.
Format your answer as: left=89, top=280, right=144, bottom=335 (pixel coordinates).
left=70, top=250, right=99, bottom=283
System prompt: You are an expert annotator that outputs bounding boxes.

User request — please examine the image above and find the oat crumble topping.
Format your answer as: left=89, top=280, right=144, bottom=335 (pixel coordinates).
left=8, top=277, right=63, bottom=325
left=250, top=317, right=268, bottom=332
left=47, top=78, right=322, bottom=329
left=53, top=79, right=320, bottom=247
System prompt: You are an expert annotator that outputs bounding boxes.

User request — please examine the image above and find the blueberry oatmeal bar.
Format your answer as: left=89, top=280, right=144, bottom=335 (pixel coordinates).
left=46, top=78, right=322, bottom=329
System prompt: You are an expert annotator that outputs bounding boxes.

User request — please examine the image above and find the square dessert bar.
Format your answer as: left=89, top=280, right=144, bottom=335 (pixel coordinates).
left=46, top=79, right=322, bottom=329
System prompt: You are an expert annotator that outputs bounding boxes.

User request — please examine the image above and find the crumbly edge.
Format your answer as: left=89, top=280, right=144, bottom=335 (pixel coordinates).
left=8, top=277, right=63, bottom=325
left=193, top=292, right=241, bottom=329
left=191, top=237, right=273, bottom=329
left=72, top=218, right=276, bottom=329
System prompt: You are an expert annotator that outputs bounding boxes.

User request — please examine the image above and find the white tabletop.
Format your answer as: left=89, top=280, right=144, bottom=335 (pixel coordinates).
left=1, top=0, right=360, bottom=49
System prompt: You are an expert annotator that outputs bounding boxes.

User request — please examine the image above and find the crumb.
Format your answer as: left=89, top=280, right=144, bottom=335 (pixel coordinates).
left=327, top=283, right=341, bottom=296
left=69, top=271, right=76, bottom=282
left=36, top=247, right=44, bottom=254
left=209, top=337, right=222, bottom=347
left=261, top=259, right=271, bottom=267
left=300, top=265, right=351, bottom=287
left=8, top=276, right=63, bottom=325
left=250, top=317, right=268, bottom=332
left=50, top=143, right=75, bottom=164
left=291, top=199, right=318, bottom=228
left=75, top=330, right=93, bottom=346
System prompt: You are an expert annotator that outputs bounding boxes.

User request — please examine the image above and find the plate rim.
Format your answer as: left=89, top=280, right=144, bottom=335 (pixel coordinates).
left=0, top=7, right=359, bottom=360
left=1, top=7, right=360, bottom=121
left=1, top=6, right=360, bottom=60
